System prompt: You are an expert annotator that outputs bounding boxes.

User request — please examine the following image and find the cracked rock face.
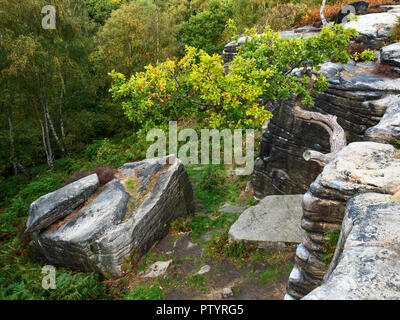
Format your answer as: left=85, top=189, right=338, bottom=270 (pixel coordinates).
left=303, top=193, right=400, bottom=300
left=286, top=142, right=400, bottom=300
left=29, top=156, right=194, bottom=278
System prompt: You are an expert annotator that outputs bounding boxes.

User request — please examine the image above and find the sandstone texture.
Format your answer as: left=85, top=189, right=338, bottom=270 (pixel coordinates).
left=303, top=193, right=400, bottom=300
left=286, top=142, right=400, bottom=300
left=381, top=42, right=400, bottom=68
left=228, top=195, right=304, bottom=250
left=364, top=94, right=400, bottom=143
left=29, top=156, right=194, bottom=278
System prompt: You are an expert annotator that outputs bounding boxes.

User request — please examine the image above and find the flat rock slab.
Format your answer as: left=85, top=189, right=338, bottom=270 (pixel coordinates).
left=30, top=156, right=194, bottom=278
left=304, top=193, right=400, bottom=300
left=228, top=195, right=304, bottom=250
left=26, top=174, right=99, bottom=233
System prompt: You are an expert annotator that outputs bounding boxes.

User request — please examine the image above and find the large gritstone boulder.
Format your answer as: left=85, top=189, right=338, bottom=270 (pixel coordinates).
left=29, top=156, right=194, bottom=278
left=303, top=193, right=400, bottom=300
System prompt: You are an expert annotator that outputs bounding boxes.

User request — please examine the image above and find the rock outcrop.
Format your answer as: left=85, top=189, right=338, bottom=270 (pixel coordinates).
left=253, top=61, right=400, bottom=198
left=285, top=142, right=400, bottom=299
left=29, top=156, right=194, bottom=278
left=303, top=193, right=400, bottom=300
left=228, top=195, right=304, bottom=251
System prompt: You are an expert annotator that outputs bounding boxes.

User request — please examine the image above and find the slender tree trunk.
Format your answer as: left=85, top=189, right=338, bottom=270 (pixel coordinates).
left=58, top=88, right=70, bottom=156
left=38, top=74, right=55, bottom=172
left=59, top=89, right=66, bottom=141
left=320, top=0, right=328, bottom=26
left=46, top=105, right=65, bottom=154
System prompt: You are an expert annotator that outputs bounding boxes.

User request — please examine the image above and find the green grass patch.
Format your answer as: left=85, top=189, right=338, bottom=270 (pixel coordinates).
left=322, top=231, right=341, bottom=266
left=124, top=285, right=163, bottom=300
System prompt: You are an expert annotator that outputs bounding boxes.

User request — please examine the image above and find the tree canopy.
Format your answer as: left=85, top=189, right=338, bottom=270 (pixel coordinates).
left=110, top=24, right=374, bottom=134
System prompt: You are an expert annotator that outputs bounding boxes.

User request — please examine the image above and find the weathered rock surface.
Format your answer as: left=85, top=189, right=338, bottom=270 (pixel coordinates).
left=365, top=94, right=400, bottom=143
left=30, top=156, right=194, bottom=278
left=228, top=195, right=304, bottom=250
left=344, top=6, right=400, bottom=48
left=26, top=174, right=99, bottom=233
left=303, top=193, right=400, bottom=300
left=381, top=42, right=400, bottom=68
left=253, top=61, right=400, bottom=198
left=286, top=142, right=400, bottom=299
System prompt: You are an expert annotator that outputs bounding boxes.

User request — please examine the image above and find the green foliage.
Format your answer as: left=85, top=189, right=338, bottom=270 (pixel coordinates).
left=83, top=0, right=122, bottom=25
left=389, top=138, right=400, bottom=149
left=0, top=238, right=109, bottom=300
left=197, top=165, right=226, bottom=191
left=111, top=23, right=366, bottom=131
left=184, top=274, right=206, bottom=289
left=263, top=3, right=308, bottom=31
left=322, top=231, right=341, bottom=266
left=124, top=285, right=163, bottom=300
left=179, top=0, right=233, bottom=54
left=81, top=134, right=149, bottom=168
left=186, top=164, right=242, bottom=213
left=258, top=268, right=280, bottom=284
left=209, top=231, right=256, bottom=261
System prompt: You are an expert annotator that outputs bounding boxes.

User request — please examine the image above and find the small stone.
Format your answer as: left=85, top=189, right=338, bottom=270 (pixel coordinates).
left=221, top=287, right=234, bottom=298
left=197, top=265, right=211, bottom=275
left=139, top=260, right=172, bottom=278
